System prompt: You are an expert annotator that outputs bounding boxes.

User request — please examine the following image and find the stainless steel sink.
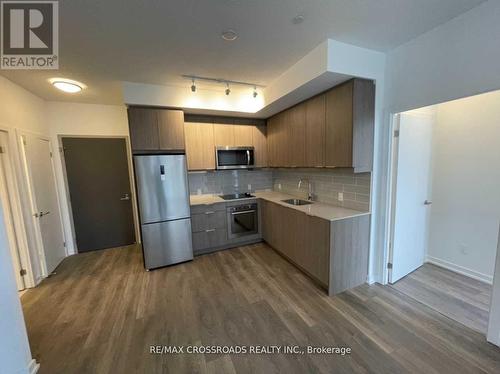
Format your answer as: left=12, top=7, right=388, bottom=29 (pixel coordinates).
left=281, top=199, right=313, bottom=206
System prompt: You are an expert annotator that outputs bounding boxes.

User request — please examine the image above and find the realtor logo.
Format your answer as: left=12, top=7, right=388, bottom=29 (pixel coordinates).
left=1, top=1, right=58, bottom=69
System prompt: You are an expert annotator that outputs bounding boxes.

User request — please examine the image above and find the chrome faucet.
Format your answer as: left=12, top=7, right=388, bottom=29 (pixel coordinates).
left=298, top=178, right=314, bottom=201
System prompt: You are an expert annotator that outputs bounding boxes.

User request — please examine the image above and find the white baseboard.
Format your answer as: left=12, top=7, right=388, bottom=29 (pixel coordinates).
left=28, top=359, right=39, bottom=374
left=366, top=275, right=377, bottom=285
left=425, top=256, right=493, bottom=284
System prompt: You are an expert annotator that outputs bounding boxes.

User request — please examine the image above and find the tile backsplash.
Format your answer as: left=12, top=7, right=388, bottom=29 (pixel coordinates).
left=188, top=170, right=273, bottom=195
left=272, top=168, right=371, bottom=211
left=188, top=168, right=371, bottom=212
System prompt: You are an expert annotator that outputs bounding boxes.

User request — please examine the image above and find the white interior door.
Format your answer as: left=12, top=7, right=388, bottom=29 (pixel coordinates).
left=0, top=131, right=25, bottom=290
left=389, top=109, right=434, bottom=283
left=22, top=134, right=66, bottom=274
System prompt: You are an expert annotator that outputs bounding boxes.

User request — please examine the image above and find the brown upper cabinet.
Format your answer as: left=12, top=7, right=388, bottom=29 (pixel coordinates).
left=185, top=118, right=267, bottom=171
left=305, top=94, right=326, bottom=167
left=213, top=123, right=253, bottom=147
left=213, top=124, right=234, bottom=147
left=252, top=125, right=268, bottom=168
left=325, top=79, right=375, bottom=172
left=184, top=122, right=215, bottom=170
left=128, top=107, right=185, bottom=152
left=266, top=78, right=374, bottom=172
left=287, top=103, right=306, bottom=167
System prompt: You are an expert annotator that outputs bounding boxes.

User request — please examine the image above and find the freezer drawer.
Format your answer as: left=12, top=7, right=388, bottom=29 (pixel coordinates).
left=141, top=218, right=193, bottom=269
left=134, top=155, right=190, bottom=224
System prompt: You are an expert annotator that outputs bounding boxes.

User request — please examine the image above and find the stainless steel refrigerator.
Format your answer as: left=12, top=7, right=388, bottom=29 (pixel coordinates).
left=134, top=154, right=193, bottom=270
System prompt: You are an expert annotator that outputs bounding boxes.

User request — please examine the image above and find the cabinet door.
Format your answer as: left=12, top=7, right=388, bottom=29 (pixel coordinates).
left=158, top=109, right=185, bottom=150
left=305, top=215, right=330, bottom=286
left=266, top=117, right=277, bottom=167
left=233, top=125, right=253, bottom=147
left=288, top=103, right=306, bottom=167
left=306, top=94, right=326, bottom=167
left=325, top=81, right=353, bottom=167
left=252, top=125, right=267, bottom=167
left=185, top=122, right=215, bottom=170
left=276, top=111, right=288, bottom=167
left=128, top=107, right=159, bottom=151
left=213, top=124, right=235, bottom=146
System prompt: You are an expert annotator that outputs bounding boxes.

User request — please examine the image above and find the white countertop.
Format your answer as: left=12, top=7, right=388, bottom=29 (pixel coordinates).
left=190, top=191, right=370, bottom=222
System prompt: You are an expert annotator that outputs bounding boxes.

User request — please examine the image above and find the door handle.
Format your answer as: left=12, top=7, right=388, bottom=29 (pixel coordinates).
left=424, top=200, right=432, bottom=205
left=246, top=150, right=250, bottom=166
left=39, top=211, right=50, bottom=217
left=120, top=193, right=131, bottom=201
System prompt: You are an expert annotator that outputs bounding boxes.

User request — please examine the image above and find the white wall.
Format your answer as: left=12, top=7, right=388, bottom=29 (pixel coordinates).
left=46, top=102, right=138, bottom=254
left=0, top=76, right=48, bottom=135
left=426, top=90, right=500, bottom=283
left=0, top=76, right=50, bottom=285
left=0, top=202, right=36, bottom=374
left=375, top=0, right=500, bottom=284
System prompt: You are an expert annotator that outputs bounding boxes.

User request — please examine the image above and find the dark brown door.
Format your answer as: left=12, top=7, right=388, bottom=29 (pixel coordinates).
left=62, top=137, right=135, bottom=252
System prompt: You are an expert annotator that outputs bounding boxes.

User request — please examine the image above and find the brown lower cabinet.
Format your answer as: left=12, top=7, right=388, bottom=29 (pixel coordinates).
left=261, top=200, right=330, bottom=287
left=261, top=199, right=370, bottom=294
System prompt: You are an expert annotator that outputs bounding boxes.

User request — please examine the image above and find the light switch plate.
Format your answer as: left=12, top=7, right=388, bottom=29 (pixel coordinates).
left=248, top=184, right=252, bottom=191
left=197, top=189, right=202, bottom=195
left=338, top=192, right=344, bottom=202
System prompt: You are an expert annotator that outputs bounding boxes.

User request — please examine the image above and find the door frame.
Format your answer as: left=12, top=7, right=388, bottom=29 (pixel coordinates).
left=0, top=127, right=36, bottom=288
left=385, top=113, right=401, bottom=283
left=57, top=135, right=140, bottom=253
left=17, top=129, right=67, bottom=277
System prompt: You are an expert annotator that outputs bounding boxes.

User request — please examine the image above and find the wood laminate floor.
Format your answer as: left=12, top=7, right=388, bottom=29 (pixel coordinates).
left=391, top=263, right=492, bottom=334
left=22, top=243, right=500, bottom=374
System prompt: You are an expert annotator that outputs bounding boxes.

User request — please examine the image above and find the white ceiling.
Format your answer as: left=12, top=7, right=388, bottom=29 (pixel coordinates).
left=1, top=0, right=486, bottom=105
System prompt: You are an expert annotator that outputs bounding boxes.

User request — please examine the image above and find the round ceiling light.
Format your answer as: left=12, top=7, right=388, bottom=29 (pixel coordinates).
left=49, top=78, right=85, bottom=93
left=221, top=29, right=238, bottom=41
left=292, top=15, right=305, bottom=24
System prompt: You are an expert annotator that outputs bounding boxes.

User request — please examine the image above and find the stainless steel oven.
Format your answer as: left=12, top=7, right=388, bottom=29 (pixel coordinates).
left=216, top=146, right=254, bottom=170
left=227, top=203, right=258, bottom=239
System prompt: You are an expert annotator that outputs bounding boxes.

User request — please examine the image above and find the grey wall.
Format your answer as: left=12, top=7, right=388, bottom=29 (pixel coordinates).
left=273, top=169, right=370, bottom=211
left=188, top=169, right=273, bottom=195
left=188, top=168, right=371, bottom=212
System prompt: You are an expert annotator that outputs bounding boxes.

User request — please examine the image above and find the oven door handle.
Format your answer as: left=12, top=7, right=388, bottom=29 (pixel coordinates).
left=231, top=210, right=256, bottom=216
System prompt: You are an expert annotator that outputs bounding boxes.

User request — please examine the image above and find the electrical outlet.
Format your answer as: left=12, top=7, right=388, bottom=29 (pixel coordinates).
left=338, top=192, right=344, bottom=202
left=197, top=188, right=202, bottom=195
left=278, top=183, right=282, bottom=190
left=248, top=184, right=252, bottom=191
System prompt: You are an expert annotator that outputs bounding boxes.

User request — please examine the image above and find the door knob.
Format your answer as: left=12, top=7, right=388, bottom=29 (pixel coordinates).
left=120, top=193, right=131, bottom=201
left=424, top=200, right=432, bottom=205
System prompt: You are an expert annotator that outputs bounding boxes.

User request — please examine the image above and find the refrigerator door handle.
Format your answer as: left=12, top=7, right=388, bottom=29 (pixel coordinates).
left=160, top=165, right=166, bottom=181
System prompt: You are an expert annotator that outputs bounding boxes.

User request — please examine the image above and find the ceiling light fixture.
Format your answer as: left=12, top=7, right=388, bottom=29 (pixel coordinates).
left=221, top=29, right=238, bottom=41
left=49, top=78, right=85, bottom=93
left=182, top=75, right=264, bottom=98
left=292, top=15, right=305, bottom=24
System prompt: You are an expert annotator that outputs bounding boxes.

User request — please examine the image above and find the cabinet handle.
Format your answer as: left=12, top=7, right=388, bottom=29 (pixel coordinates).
left=205, top=229, right=216, bottom=232
left=205, top=211, right=215, bottom=215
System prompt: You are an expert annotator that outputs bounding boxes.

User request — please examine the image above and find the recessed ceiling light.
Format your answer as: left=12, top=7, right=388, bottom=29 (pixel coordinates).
left=221, top=29, right=238, bottom=41
left=292, top=15, right=304, bottom=24
left=49, top=78, right=85, bottom=93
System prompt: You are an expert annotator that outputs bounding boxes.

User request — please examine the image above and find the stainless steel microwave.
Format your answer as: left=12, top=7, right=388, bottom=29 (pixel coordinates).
left=216, top=146, right=255, bottom=170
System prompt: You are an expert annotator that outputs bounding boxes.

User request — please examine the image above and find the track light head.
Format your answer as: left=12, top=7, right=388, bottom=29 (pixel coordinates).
left=253, top=86, right=258, bottom=98
left=225, top=83, right=230, bottom=96
left=191, top=79, right=196, bottom=92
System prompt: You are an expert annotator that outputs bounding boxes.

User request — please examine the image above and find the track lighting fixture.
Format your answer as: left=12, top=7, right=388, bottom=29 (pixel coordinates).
left=182, top=75, right=263, bottom=98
